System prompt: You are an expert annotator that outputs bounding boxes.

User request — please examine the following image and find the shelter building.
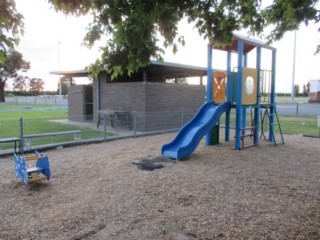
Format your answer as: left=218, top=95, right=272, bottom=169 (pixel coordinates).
left=51, top=61, right=207, bottom=132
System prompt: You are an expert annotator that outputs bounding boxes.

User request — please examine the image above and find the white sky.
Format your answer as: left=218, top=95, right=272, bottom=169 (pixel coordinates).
left=10, top=0, right=320, bottom=93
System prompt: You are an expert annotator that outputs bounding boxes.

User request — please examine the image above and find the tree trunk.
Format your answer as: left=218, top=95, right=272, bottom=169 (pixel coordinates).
left=0, top=82, right=5, bottom=102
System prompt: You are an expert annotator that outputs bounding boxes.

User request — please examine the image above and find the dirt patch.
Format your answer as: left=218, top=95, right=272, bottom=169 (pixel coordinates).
left=132, top=156, right=177, bottom=171
left=0, top=133, right=319, bottom=239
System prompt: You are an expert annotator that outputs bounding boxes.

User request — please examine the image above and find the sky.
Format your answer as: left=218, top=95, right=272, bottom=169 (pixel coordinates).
left=10, top=0, right=320, bottom=93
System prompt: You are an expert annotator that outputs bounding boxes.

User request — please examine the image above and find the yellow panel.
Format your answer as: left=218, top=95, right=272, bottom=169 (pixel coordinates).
left=242, top=68, right=258, bottom=105
left=213, top=71, right=227, bottom=103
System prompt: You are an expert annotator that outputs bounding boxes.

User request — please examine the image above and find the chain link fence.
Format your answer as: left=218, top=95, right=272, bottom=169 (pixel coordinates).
left=0, top=109, right=319, bottom=156
left=0, top=110, right=196, bottom=156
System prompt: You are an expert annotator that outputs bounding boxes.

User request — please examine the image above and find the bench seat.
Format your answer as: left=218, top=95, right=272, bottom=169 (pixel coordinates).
left=24, top=130, right=82, bottom=138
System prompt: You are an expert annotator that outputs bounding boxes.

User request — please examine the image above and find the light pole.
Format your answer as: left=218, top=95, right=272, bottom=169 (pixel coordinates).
left=291, top=31, right=297, bottom=103
left=58, top=41, right=62, bottom=96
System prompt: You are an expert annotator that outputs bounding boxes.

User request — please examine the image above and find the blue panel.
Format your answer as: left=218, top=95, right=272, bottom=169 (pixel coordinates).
left=13, top=151, right=51, bottom=185
left=35, top=151, right=51, bottom=180
left=162, top=101, right=231, bottom=159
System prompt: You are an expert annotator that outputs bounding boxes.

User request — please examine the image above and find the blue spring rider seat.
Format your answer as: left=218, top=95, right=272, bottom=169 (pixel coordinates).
left=13, top=151, right=51, bottom=185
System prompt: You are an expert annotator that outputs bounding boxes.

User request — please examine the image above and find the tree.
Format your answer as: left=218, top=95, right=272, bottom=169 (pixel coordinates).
left=0, top=0, right=24, bottom=63
left=29, top=78, right=44, bottom=93
left=47, top=0, right=320, bottom=77
left=0, top=50, right=30, bottom=102
left=57, top=75, right=74, bottom=95
left=303, top=81, right=311, bottom=96
left=294, top=84, right=300, bottom=97
left=13, top=75, right=29, bottom=92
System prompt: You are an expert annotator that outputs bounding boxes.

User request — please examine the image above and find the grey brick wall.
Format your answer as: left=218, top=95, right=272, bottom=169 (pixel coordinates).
left=91, top=80, right=205, bottom=131
left=144, top=82, right=205, bottom=131
left=68, top=85, right=85, bottom=121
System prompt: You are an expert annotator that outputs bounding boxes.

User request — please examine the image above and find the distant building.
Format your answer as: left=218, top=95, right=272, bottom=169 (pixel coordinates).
left=309, top=79, right=320, bottom=103
left=51, top=61, right=208, bottom=132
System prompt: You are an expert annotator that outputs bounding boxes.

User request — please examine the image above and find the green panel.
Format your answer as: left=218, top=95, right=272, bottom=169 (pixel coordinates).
left=228, top=72, right=237, bottom=103
left=208, top=122, right=220, bottom=145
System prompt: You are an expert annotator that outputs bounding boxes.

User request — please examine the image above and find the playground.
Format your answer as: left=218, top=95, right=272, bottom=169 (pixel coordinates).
left=0, top=132, right=319, bottom=239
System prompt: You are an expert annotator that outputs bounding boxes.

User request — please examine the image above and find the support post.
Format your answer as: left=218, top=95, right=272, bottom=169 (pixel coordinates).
left=19, top=117, right=24, bottom=153
left=254, top=47, right=261, bottom=145
left=225, top=51, right=232, bottom=142
left=269, top=50, right=277, bottom=141
left=241, top=53, right=248, bottom=135
left=206, top=44, right=213, bottom=145
left=133, top=111, right=137, bottom=137
left=235, top=41, right=244, bottom=150
left=103, top=113, right=107, bottom=141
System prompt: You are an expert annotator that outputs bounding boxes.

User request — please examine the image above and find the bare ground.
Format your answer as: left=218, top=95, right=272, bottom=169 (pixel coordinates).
left=0, top=133, right=319, bottom=240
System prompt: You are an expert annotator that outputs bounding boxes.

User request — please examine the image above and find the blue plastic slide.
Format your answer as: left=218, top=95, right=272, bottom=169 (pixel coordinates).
left=162, top=101, right=231, bottom=159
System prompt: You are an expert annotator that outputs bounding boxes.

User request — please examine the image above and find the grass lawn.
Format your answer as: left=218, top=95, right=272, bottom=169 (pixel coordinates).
left=0, top=105, right=116, bottom=151
left=220, top=112, right=318, bottom=136
left=0, top=104, right=55, bottom=110
left=275, top=96, right=308, bottom=104
left=0, top=109, right=67, bottom=120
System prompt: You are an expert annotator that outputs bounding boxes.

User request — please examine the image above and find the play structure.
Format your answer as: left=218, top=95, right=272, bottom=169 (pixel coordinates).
left=162, top=34, right=284, bottom=159
left=14, top=151, right=51, bottom=185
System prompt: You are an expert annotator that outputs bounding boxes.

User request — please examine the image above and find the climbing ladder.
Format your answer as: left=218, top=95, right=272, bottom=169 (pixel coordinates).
left=260, top=105, right=284, bottom=146
left=240, top=125, right=258, bottom=149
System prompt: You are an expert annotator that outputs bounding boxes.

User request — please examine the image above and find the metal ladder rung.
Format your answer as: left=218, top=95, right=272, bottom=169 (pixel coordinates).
left=241, top=133, right=255, bottom=138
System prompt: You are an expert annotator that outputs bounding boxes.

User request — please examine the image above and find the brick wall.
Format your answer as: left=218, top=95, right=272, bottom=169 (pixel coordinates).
left=309, top=92, right=320, bottom=103
left=92, top=79, right=205, bottom=131
left=145, top=82, right=205, bottom=131
left=68, top=85, right=85, bottom=121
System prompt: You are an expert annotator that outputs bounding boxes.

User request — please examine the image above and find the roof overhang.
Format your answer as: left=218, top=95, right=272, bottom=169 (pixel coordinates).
left=50, top=61, right=207, bottom=79
left=50, top=69, right=90, bottom=77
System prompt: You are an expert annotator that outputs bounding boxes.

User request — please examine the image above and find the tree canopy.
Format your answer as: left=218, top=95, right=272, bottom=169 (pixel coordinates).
left=29, top=78, right=45, bottom=93
left=0, top=50, right=30, bottom=101
left=0, top=0, right=24, bottom=63
left=44, top=1, right=314, bottom=77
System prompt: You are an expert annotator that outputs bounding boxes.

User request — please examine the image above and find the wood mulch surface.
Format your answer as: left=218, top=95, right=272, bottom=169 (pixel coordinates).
left=0, top=133, right=319, bottom=240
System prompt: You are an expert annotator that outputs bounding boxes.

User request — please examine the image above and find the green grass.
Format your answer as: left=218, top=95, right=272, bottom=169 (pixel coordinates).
left=0, top=109, right=68, bottom=120
left=278, top=115, right=317, bottom=135
left=0, top=104, right=54, bottom=109
left=220, top=112, right=318, bottom=136
left=0, top=106, right=117, bottom=151
left=275, top=96, right=308, bottom=104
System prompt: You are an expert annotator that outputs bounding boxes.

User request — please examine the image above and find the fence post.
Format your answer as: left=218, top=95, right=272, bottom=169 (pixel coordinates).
left=180, top=111, right=184, bottom=128
left=104, top=113, right=107, bottom=141
left=54, top=96, right=57, bottom=105
left=296, top=102, right=299, bottom=116
left=133, top=111, right=137, bottom=137
left=15, top=97, right=18, bottom=105
left=19, top=117, right=24, bottom=154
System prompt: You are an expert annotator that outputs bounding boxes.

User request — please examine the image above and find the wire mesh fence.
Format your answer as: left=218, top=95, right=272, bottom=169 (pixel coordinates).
left=0, top=110, right=196, bottom=156
left=0, top=109, right=319, bottom=156
left=4, top=96, right=68, bottom=106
